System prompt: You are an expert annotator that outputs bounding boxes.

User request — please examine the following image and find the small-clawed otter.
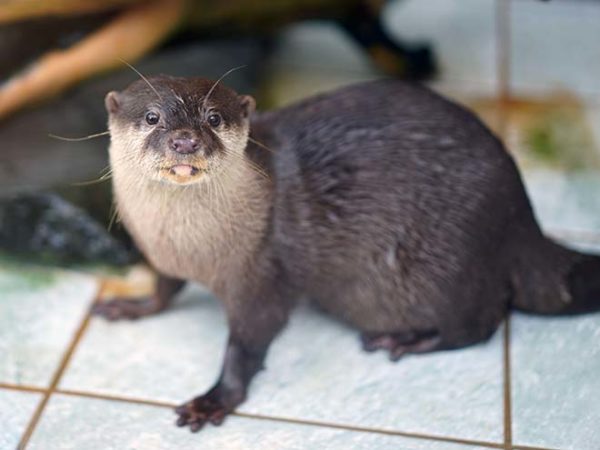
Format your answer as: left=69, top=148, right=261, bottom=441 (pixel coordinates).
left=98, top=76, right=600, bottom=432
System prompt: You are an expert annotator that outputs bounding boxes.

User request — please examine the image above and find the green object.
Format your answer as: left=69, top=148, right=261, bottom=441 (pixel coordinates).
left=526, top=110, right=599, bottom=171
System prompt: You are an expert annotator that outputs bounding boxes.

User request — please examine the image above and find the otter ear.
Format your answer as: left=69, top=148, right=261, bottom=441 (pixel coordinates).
left=105, top=91, right=121, bottom=114
left=240, top=95, right=256, bottom=119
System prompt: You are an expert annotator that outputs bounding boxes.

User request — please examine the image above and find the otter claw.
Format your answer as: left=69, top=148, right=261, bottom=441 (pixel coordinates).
left=174, top=388, right=237, bottom=432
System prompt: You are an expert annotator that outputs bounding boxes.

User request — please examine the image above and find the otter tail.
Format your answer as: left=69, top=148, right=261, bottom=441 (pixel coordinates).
left=509, top=231, right=600, bottom=315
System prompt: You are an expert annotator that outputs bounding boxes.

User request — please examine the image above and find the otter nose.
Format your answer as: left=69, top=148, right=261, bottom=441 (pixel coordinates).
left=170, top=138, right=198, bottom=154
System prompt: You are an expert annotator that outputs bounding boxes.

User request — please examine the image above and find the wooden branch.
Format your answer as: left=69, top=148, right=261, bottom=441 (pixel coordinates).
left=0, top=0, right=185, bottom=120
left=0, top=0, right=141, bottom=24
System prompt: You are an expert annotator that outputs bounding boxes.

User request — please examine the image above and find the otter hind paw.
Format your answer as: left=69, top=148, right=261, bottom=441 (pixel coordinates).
left=92, top=297, right=163, bottom=321
left=361, top=330, right=442, bottom=361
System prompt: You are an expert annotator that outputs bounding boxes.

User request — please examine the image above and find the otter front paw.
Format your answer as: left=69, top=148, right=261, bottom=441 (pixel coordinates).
left=175, top=386, right=242, bottom=432
left=92, top=296, right=163, bottom=321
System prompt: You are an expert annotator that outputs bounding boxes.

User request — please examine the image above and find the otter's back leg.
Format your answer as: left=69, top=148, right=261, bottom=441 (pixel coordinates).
left=357, top=268, right=510, bottom=361
left=361, top=329, right=442, bottom=361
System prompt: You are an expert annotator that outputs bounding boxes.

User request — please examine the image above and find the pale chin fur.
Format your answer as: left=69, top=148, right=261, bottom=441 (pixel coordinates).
left=107, top=119, right=270, bottom=290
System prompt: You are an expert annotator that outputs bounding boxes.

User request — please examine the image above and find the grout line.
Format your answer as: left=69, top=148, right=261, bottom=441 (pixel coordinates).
left=497, top=2, right=516, bottom=445
left=16, top=285, right=100, bottom=450
left=514, top=445, right=562, bottom=450
left=233, top=412, right=505, bottom=449
left=6, top=277, right=561, bottom=450
left=496, top=2, right=517, bottom=444
left=54, top=388, right=504, bottom=449
left=56, top=388, right=175, bottom=409
left=496, top=0, right=512, bottom=139
left=52, top=387, right=559, bottom=450
left=0, top=383, right=47, bottom=395
left=503, top=316, right=513, bottom=450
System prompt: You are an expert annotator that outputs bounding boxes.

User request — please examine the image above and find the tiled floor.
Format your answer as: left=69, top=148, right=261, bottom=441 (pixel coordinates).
left=1, top=269, right=96, bottom=388
left=0, top=390, right=42, bottom=450
left=3, top=0, right=600, bottom=449
left=511, top=313, right=600, bottom=449
left=27, top=395, right=496, bottom=450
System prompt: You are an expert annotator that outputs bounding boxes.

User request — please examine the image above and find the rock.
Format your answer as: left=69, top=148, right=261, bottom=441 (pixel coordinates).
left=0, top=192, right=134, bottom=266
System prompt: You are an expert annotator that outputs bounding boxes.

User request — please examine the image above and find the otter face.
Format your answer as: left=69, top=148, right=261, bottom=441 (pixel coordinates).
left=105, top=76, right=255, bottom=185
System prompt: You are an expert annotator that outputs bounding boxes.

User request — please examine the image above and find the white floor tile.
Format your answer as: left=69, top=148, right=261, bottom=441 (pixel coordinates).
left=511, top=312, right=600, bottom=449
left=0, top=389, right=42, bottom=449
left=29, top=394, right=495, bottom=450
left=0, top=266, right=97, bottom=387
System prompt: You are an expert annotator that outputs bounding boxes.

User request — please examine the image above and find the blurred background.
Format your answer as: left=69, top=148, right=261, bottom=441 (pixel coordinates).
left=1, top=1, right=600, bottom=449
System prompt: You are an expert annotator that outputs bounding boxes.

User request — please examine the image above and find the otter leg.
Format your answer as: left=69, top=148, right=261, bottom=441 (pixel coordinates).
left=92, top=274, right=184, bottom=321
left=361, top=329, right=442, bottom=362
left=175, top=289, right=290, bottom=432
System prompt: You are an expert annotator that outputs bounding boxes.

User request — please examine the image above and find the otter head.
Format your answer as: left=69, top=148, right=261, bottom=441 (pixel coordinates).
left=105, top=75, right=255, bottom=185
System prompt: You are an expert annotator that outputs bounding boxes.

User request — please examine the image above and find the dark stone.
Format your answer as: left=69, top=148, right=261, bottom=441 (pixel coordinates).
left=0, top=192, right=134, bottom=265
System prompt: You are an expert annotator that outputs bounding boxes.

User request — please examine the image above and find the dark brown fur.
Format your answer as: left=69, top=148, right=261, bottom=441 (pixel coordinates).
left=102, top=77, right=600, bottom=432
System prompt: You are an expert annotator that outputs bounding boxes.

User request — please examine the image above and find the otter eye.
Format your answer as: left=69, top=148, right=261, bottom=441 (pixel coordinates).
left=145, top=111, right=159, bottom=125
left=207, top=113, right=221, bottom=128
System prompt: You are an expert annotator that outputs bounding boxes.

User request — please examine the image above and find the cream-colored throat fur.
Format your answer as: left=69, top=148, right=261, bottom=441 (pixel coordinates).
left=110, top=146, right=271, bottom=289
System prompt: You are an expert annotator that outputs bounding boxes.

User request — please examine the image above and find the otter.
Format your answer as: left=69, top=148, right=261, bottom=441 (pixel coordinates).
left=97, top=76, right=600, bottom=432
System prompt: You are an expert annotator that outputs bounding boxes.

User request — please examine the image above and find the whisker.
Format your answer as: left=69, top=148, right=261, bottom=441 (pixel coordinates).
left=48, top=131, right=110, bottom=142
left=222, top=148, right=269, bottom=180
left=71, top=177, right=111, bottom=187
left=107, top=202, right=120, bottom=232
left=202, top=65, right=246, bottom=111
left=248, top=136, right=275, bottom=154
left=119, top=58, right=162, bottom=100
left=71, top=170, right=112, bottom=187
left=99, top=165, right=113, bottom=176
